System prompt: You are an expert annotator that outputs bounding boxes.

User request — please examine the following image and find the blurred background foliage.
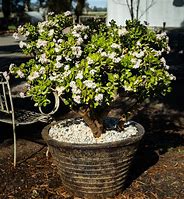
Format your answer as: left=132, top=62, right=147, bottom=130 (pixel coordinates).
left=0, top=0, right=107, bottom=30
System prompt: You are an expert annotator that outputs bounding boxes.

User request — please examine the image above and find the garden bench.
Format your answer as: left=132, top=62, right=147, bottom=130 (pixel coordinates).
left=0, top=72, right=57, bottom=167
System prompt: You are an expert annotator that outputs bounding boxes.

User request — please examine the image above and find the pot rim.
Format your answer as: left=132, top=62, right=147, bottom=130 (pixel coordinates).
left=42, top=119, right=145, bottom=149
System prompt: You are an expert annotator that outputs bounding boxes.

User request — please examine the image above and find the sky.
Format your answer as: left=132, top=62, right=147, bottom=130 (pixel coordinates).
left=88, top=0, right=107, bottom=8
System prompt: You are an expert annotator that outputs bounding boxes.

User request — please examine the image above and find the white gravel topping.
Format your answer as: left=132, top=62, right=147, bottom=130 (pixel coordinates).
left=49, top=118, right=138, bottom=144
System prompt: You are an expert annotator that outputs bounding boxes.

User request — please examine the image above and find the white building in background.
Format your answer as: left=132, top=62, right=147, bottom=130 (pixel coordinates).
left=107, top=0, right=184, bottom=28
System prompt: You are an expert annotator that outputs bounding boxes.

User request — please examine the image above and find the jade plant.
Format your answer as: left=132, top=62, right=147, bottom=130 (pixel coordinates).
left=10, top=11, right=175, bottom=138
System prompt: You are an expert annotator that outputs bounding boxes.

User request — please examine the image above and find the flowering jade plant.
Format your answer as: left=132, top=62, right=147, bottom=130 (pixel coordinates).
left=10, top=11, right=175, bottom=138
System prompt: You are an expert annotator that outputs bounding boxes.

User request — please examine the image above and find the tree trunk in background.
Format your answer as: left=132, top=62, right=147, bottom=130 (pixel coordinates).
left=2, top=0, right=11, bottom=19
left=24, top=0, right=31, bottom=11
left=75, top=0, right=85, bottom=22
left=2, top=0, right=11, bottom=30
left=47, top=0, right=72, bottom=13
left=39, top=0, right=45, bottom=7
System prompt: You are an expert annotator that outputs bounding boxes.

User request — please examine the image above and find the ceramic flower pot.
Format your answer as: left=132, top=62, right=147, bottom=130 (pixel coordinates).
left=42, top=119, right=145, bottom=199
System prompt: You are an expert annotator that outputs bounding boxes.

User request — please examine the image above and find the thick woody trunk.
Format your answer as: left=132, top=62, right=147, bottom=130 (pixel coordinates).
left=75, top=0, right=85, bottom=23
left=77, top=108, right=104, bottom=138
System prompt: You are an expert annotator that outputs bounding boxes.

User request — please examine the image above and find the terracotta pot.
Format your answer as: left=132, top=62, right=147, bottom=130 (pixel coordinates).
left=42, top=119, right=145, bottom=199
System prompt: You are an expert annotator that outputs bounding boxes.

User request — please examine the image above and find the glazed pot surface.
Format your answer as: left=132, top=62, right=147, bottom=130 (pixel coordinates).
left=42, top=119, right=145, bottom=199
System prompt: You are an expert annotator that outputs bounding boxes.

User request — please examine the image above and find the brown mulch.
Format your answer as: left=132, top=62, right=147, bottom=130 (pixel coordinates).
left=0, top=80, right=184, bottom=199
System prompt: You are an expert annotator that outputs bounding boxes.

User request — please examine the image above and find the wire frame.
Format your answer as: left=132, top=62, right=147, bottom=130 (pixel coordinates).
left=0, top=72, right=14, bottom=114
left=0, top=72, right=16, bottom=167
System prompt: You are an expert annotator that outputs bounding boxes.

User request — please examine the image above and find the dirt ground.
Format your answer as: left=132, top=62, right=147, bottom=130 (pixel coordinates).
left=0, top=80, right=184, bottom=199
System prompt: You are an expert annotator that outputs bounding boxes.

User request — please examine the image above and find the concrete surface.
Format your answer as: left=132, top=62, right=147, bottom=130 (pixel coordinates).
left=0, top=35, right=29, bottom=71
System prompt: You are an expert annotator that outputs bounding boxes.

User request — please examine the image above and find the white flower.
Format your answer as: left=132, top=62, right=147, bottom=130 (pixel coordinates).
left=71, top=46, right=82, bottom=58
left=56, top=55, right=62, bottom=62
left=58, top=39, right=63, bottom=43
left=98, top=48, right=103, bottom=53
left=160, top=57, right=166, bottom=66
left=76, top=37, right=83, bottom=45
left=118, top=27, right=128, bottom=36
left=75, top=71, right=83, bottom=79
left=101, top=52, right=107, bottom=57
left=65, top=57, right=72, bottom=61
left=73, top=88, right=81, bottom=94
left=19, top=41, right=27, bottom=48
left=109, top=52, right=116, bottom=59
left=36, top=39, right=47, bottom=48
left=84, top=34, right=88, bottom=39
left=95, top=93, right=103, bottom=102
left=49, top=76, right=56, bottom=81
left=17, top=25, right=24, bottom=33
left=54, top=46, right=60, bottom=53
left=25, top=83, right=30, bottom=90
left=150, top=68, right=155, bottom=72
left=154, top=50, right=162, bottom=57
left=73, top=24, right=88, bottom=31
left=70, top=81, right=76, bottom=88
left=133, top=59, right=141, bottom=69
left=48, top=29, right=54, bottom=37
left=63, top=70, right=71, bottom=77
left=111, top=43, right=120, bottom=49
left=12, top=32, right=19, bottom=40
left=133, top=51, right=144, bottom=58
left=113, top=57, right=121, bottom=63
left=136, top=41, right=141, bottom=46
left=72, top=31, right=80, bottom=38
left=167, top=46, right=171, bottom=54
left=55, top=86, right=65, bottom=96
left=28, top=72, right=40, bottom=81
left=64, top=11, right=72, bottom=16
left=55, top=62, right=63, bottom=68
left=95, top=88, right=101, bottom=92
left=165, top=65, right=170, bottom=70
left=17, top=69, right=25, bottom=78
left=64, top=65, right=70, bottom=70
left=90, top=69, right=96, bottom=75
left=39, top=67, right=45, bottom=74
left=73, top=95, right=81, bottom=104
left=124, top=85, right=133, bottom=91
left=9, top=63, right=15, bottom=72
left=19, top=92, right=25, bottom=98
left=24, top=31, right=30, bottom=37
left=48, top=12, right=54, bottom=16
left=87, top=57, right=94, bottom=65
left=156, top=32, right=167, bottom=40
left=83, top=80, right=96, bottom=89
left=38, top=21, right=47, bottom=33
left=169, top=74, right=176, bottom=80
left=39, top=53, right=48, bottom=64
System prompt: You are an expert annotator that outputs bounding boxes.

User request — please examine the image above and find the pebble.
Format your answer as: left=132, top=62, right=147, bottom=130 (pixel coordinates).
left=49, top=118, right=138, bottom=144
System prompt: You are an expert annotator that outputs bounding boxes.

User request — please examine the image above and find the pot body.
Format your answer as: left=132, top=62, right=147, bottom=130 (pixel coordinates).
left=42, top=120, right=145, bottom=199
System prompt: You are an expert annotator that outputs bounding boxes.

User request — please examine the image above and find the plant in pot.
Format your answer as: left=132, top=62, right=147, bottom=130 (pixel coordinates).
left=10, top=12, right=175, bottom=198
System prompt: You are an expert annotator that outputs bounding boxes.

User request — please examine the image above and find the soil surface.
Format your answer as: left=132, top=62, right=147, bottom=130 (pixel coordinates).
left=0, top=80, right=184, bottom=199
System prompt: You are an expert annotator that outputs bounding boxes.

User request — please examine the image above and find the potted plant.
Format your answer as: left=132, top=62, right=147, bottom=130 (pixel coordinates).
left=10, top=12, right=175, bottom=198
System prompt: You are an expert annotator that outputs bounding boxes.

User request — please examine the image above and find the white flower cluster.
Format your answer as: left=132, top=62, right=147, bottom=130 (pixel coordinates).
left=10, top=12, right=175, bottom=111
left=28, top=71, right=40, bottom=81
left=37, top=39, right=47, bottom=48
left=71, top=46, right=82, bottom=58
left=83, top=80, right=96, bottom=89
left=70, top=81, right=82, bottom=104
left=118, top=27, right=128, bottom=36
